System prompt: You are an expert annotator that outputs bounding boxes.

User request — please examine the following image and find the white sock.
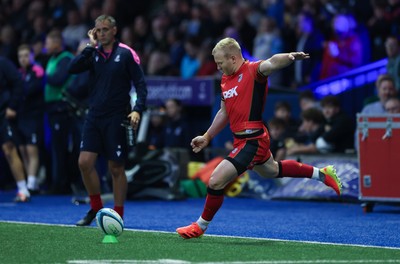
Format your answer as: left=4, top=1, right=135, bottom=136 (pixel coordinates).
left=17, top=180, right=29, bottom=195
left=27, top=175, right=37, bottom=190
left=196, top=216, right=210, bottom=231
left=311, top=167, right=321, bottom=181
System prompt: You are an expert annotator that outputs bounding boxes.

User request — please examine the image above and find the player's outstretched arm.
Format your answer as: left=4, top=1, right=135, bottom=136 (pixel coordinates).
left=259, top=52, right=310, bottom=77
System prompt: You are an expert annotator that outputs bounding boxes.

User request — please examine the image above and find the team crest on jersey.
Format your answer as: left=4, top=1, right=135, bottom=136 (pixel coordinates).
left=238, top=73, right=243, bottom=82
left=114, top=54, right=120, bottom=62
left=95, top=56, right=99, bottom=62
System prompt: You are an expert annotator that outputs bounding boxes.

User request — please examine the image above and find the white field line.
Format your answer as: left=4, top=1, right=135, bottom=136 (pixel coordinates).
left=1, top=220, right=399, bottom=251
left=67, top=259, right=400, bottom=264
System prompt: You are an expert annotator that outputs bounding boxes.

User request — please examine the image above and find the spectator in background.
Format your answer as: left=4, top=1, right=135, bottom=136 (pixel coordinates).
left=120, top=26, right=135, bottom=49
left=145, top=14, right=170, bottom=59
left=183, top=3, right=209, bottom=39
left=62, top=9, right=89, bottom=51
left=17, top=44, right=45, bottom=194
left=131, top=15, right=151, bottom=56
left=197, top=40, right=218, bottom=77
left=44, top=30, right=75, bottom=194
left=385, top=35, right=400, bottom=91
left=298, top=90, right=320, bottom=111
left=384, top=96, right=400, bottom=113
left=205, top=0, right=231, bottom=41
left=65, top=39, right=91, bottom=195
left=386, top=0, right=400, bottom=36
left=147, top=108, right=166, bottom=150
left=229, top=5, right=257, bottom=55
left=146, top=49, right=173, bottom=76
left=164, top=98, right=190, bottom=148
left=286, top=107, right=325, bottom=156
left=22, top=1, right=48, bottom=44
left=0, top=24, right=19, bottom=64
left=368, top=0, right=392, bottom=60
left=272, top=101, right=300, bottom=139
left=30, top=35, right=49, bottom=68
left=361, top=74, right=397, bottom=114
left=252, top=16, right=283, bottom=86
left=293, top=12, right=324, bottom=87
left=320, top=14, right=363, bottom=80
left=253, top=16, right=283, bottom=61
left=180, top=37, right=201, bottom=79
left=267, top=117, right=287, bottom=161
left=0, top=56, right=30, bottom=202
left=167, top=27, right=185, bottom=75
left=317, top=95, right=354, bottom=153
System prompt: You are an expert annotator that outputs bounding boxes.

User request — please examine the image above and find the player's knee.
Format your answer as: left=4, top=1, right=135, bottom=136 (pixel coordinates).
left=208, top=177, right=221, bottom=190
left=108, top=162, right=125, bottom=178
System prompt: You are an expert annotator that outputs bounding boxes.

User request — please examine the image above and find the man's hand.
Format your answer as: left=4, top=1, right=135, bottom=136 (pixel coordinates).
left=5, top=108, right=16, bottom=119
left=288, top=52, right=310, bottom=61
left=128, top=111, right=140, bottom=130
left=191, top=135, right=210, bottom=153
left=87, top=28, right=98, bottom=46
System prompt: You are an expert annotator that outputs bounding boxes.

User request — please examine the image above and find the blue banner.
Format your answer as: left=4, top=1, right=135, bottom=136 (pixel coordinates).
left=145, top=77, right=215, bottom=106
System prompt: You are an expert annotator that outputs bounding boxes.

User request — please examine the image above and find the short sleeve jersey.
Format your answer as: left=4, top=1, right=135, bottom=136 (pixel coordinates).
left=220, top=60, right=268, bottom=133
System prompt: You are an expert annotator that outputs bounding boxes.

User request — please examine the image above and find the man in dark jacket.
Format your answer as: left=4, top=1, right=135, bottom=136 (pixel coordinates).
left=69, top=15, right=147, bottom=226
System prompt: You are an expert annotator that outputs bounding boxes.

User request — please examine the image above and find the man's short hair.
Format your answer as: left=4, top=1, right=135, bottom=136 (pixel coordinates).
left=320, top=95, right=340, bottom=108
left=301, top=108, right=325, bottom=124
left=18, top=44, right=31, bottom=53
left=268, top=117, right=287, bottom=129
left=95, top=15, right=117, bottom=27
left=274, top=101, right=291, bottom=112
left=376, top=74, right=394, bottom=88
left=299, top=90, right=315, bottom=101
left=46, top=29, right=63, bottom=44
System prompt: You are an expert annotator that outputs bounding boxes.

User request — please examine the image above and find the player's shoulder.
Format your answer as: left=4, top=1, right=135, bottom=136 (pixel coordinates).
left=247, top=60, right=263, bottom=68
left=117, top=43, right=141, bottom=64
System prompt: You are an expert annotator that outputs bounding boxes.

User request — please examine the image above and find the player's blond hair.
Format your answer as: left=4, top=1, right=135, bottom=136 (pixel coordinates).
left=212, top=38, right=242, bottom=58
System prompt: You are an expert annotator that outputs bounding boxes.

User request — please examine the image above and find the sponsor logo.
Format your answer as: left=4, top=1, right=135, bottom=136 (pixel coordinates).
left=223, top=86, right=238, bottom=99
left=114, top=54, right=120, bottom=62
left=116, top=145, right=122, bottom=157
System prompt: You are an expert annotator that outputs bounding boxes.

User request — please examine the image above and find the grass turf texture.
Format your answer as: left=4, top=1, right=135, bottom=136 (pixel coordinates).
left=1, top=222, right=399, bottom=264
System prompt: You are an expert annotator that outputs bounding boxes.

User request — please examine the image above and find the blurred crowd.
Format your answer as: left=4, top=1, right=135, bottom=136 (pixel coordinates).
left=1, top=0, right=400, bottom=87
left=1, top=0, right=400, bottom=196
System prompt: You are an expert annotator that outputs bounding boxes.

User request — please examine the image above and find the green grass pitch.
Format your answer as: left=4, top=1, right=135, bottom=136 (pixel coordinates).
left=1, top=222, right=399, bottom=264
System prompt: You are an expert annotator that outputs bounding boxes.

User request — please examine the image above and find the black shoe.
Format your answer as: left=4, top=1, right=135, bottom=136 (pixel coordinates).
left=76, top=209, right=97, bottom=226
left=28, top=189, right=41, bottom=195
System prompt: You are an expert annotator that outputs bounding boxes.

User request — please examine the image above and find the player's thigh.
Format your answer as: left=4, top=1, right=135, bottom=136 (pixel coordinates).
left=103, top=115, right=128, bottom=162
left=18, top=115, right=42, bottom=145
left=80, top=118, right=102, bottom=153
left=253, top=156, right=279, bottom=178
left=208, top=159, right=238, bottom=189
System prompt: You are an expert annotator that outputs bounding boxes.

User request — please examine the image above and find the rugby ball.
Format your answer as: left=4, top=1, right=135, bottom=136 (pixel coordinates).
left=96, top=208, right=124, bottom=237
